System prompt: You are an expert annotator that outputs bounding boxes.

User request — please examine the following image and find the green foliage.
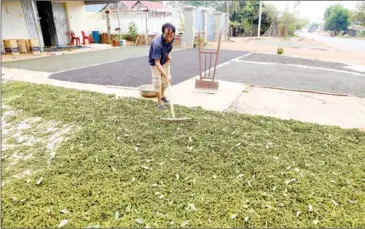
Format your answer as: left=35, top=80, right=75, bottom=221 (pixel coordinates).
left=184, top=1, right=223, bottom=9
left=352, top=2, right=365, bottom=27
left=241, top=18, right=254, bottom=36
left=357, top=30, right=365, bottom=37
left=277, top=9, right=308, bottom=37
left=229, top=1, right=278, bottom=36
left=3, top=81, right=365, bottom=228
left=295, top=18, right=309, bottom=31
left=324, top=4, right=351, bottom=35
left=127, top=22, right=138, bottom=41
left=277, top=47, right=284, bottom=54
left=194, top=35, right=205, bottom=45
left=309, top=22, right=320, bottom=32
left=239, top=1, right=260, bottom=35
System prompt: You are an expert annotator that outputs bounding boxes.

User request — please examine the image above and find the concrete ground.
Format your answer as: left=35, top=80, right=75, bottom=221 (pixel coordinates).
left=49, top=48, right=247, bottom=87
left=240, top=53, right=365, bottom=74
left=1, top=68, right=245, bottom=112
left=214, top=37, right=365, bottom=66
left=215, top=58, right=365, bottom=98
left=2, top=46, right=149, bottom=72
left=229, top=86, right=365, bottom=129
left=3, top=38, right=365, bottom=129
left=1, top=44, right=113, bottom=63
left=298, top=31, right=365, bottom=53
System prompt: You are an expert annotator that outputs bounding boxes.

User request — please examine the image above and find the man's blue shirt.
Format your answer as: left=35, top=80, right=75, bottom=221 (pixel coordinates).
left=148, top=34, right=173, bottom=66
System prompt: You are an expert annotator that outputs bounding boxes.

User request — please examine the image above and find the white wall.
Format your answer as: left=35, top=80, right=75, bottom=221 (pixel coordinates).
left=83, top=10, right=181, bottom=36
left=1, top=0, right=29, bottom=39
left=65, top=1, right=86, bottom=38
left=1, top=0, right=181, bottom=43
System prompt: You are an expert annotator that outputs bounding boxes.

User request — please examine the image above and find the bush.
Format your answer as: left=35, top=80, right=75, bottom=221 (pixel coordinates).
left=194, top=35, right=205, bottom=45
left=122, top=34, right=133, bottom=41
left=277, top=48, right=284, bottom=54
left=357, top=31, right=365, bottom=37
left=127, top=22, right=138, bottom=41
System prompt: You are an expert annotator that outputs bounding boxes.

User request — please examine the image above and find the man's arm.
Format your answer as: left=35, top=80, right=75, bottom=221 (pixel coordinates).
left=154, top=59, right=168, bottom=78
left=150, top=44, right=168, bottom=76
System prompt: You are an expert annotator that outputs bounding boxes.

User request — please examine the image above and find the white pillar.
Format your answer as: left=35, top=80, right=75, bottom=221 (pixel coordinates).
left=202, top=9, right=208, bottom=43
left=225, top=13, right=230, bottom=41
left=215, top=11, right=223, bottom=41
left=183, top=6, right=196, bottom=48
left=258, top=1, right=262, bottom=37
left=222, top=13, right=227, bottom=41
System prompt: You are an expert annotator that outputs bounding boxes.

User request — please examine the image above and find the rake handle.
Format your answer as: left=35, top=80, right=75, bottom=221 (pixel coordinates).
left=168, top=83, right=175, bottom=118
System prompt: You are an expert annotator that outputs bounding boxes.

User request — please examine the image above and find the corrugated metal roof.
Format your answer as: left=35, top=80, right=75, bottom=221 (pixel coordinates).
left=120, top=1, right=137, bottom=9
left=140, top=1, right=165, bottom=10
left=84, top=0, right=118, bottom=4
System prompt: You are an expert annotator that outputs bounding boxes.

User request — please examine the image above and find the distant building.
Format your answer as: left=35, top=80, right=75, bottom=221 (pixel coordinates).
left=346, top=25, right=365, bottom=37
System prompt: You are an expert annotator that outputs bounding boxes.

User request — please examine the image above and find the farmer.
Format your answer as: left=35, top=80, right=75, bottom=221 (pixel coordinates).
left=148, top=23, right=175, bottom=110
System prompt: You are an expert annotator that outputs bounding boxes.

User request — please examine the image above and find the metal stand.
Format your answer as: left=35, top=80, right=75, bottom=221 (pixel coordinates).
left=195, top=31, right=222, bottom=91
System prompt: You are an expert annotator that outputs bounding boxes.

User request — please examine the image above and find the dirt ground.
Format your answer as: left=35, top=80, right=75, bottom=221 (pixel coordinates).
left=209, top=37, right=365, bottom=66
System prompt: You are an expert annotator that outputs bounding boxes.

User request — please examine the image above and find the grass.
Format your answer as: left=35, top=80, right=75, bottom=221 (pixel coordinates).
left=2, top=81, right=365, bottom=228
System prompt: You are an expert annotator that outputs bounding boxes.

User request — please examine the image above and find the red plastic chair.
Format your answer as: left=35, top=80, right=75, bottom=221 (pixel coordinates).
left=81, top=31, right=91, bottom=45
left=70, top=31, right=80, bottom=45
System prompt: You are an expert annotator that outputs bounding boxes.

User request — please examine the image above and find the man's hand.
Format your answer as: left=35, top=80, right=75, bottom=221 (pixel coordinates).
left=162, top=73, right=172, bottom=84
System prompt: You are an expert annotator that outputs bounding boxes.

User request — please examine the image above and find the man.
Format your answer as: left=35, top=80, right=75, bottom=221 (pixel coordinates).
left=149, top=23, right=175, bottom=110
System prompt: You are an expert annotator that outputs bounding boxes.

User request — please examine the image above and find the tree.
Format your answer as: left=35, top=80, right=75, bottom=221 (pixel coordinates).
left=239, top=1, right=260, bottom=35
left=295, top=18, right=309, bottom=31
left=230, top=0, right=241, bottom=22
left=352, top=1, right=365, bottom=27
left=260, top=3, right=278, bottom=35
left=324, top=4, right=351, bottom=36
left=241, top=18, right=254, bottom=36
left=309, top=22, right=319, bottom=32
left=278, top=10, right=308, bottom=37
left=184, top=1, right=223, bottom=9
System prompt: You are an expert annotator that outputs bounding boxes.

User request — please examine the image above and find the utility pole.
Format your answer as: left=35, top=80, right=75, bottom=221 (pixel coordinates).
left=117, top=1, right=121, bottom=41
left=226, top=1, right=230, bottom=41
left=145, top=9, right=149, bottom=46
left=257, top=1, right=262, bottom=37
left=106, top=10, right=111, bottom=44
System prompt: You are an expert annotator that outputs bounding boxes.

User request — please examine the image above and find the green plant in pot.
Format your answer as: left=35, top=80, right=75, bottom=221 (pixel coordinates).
left=193, top=36, right=205, bottom=48
left=127, top=22, right=138, bottom=42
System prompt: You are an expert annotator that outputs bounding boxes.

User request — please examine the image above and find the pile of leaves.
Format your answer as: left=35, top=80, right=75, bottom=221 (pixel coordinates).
left=2, top=82, right=365, bottom=228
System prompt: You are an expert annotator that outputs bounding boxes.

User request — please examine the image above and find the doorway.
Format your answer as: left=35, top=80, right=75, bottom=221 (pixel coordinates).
left=36, top=1, right=57, bottom=47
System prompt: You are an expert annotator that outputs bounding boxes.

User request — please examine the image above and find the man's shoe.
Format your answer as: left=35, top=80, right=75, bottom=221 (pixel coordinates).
left=161, top=97, right=169, bottom=104
left=158, top=104, right=167, bottom=110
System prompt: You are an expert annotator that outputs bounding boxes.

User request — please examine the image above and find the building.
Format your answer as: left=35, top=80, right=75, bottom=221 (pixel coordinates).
left=2, top=0, right=180, bottom=48
left=346, top=25, right=365, bottom=37
left=2, top=0, right=89, bottom=47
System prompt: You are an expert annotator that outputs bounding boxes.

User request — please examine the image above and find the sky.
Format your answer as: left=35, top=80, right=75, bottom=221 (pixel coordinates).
left=266, top=1, right=358, bottom=23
